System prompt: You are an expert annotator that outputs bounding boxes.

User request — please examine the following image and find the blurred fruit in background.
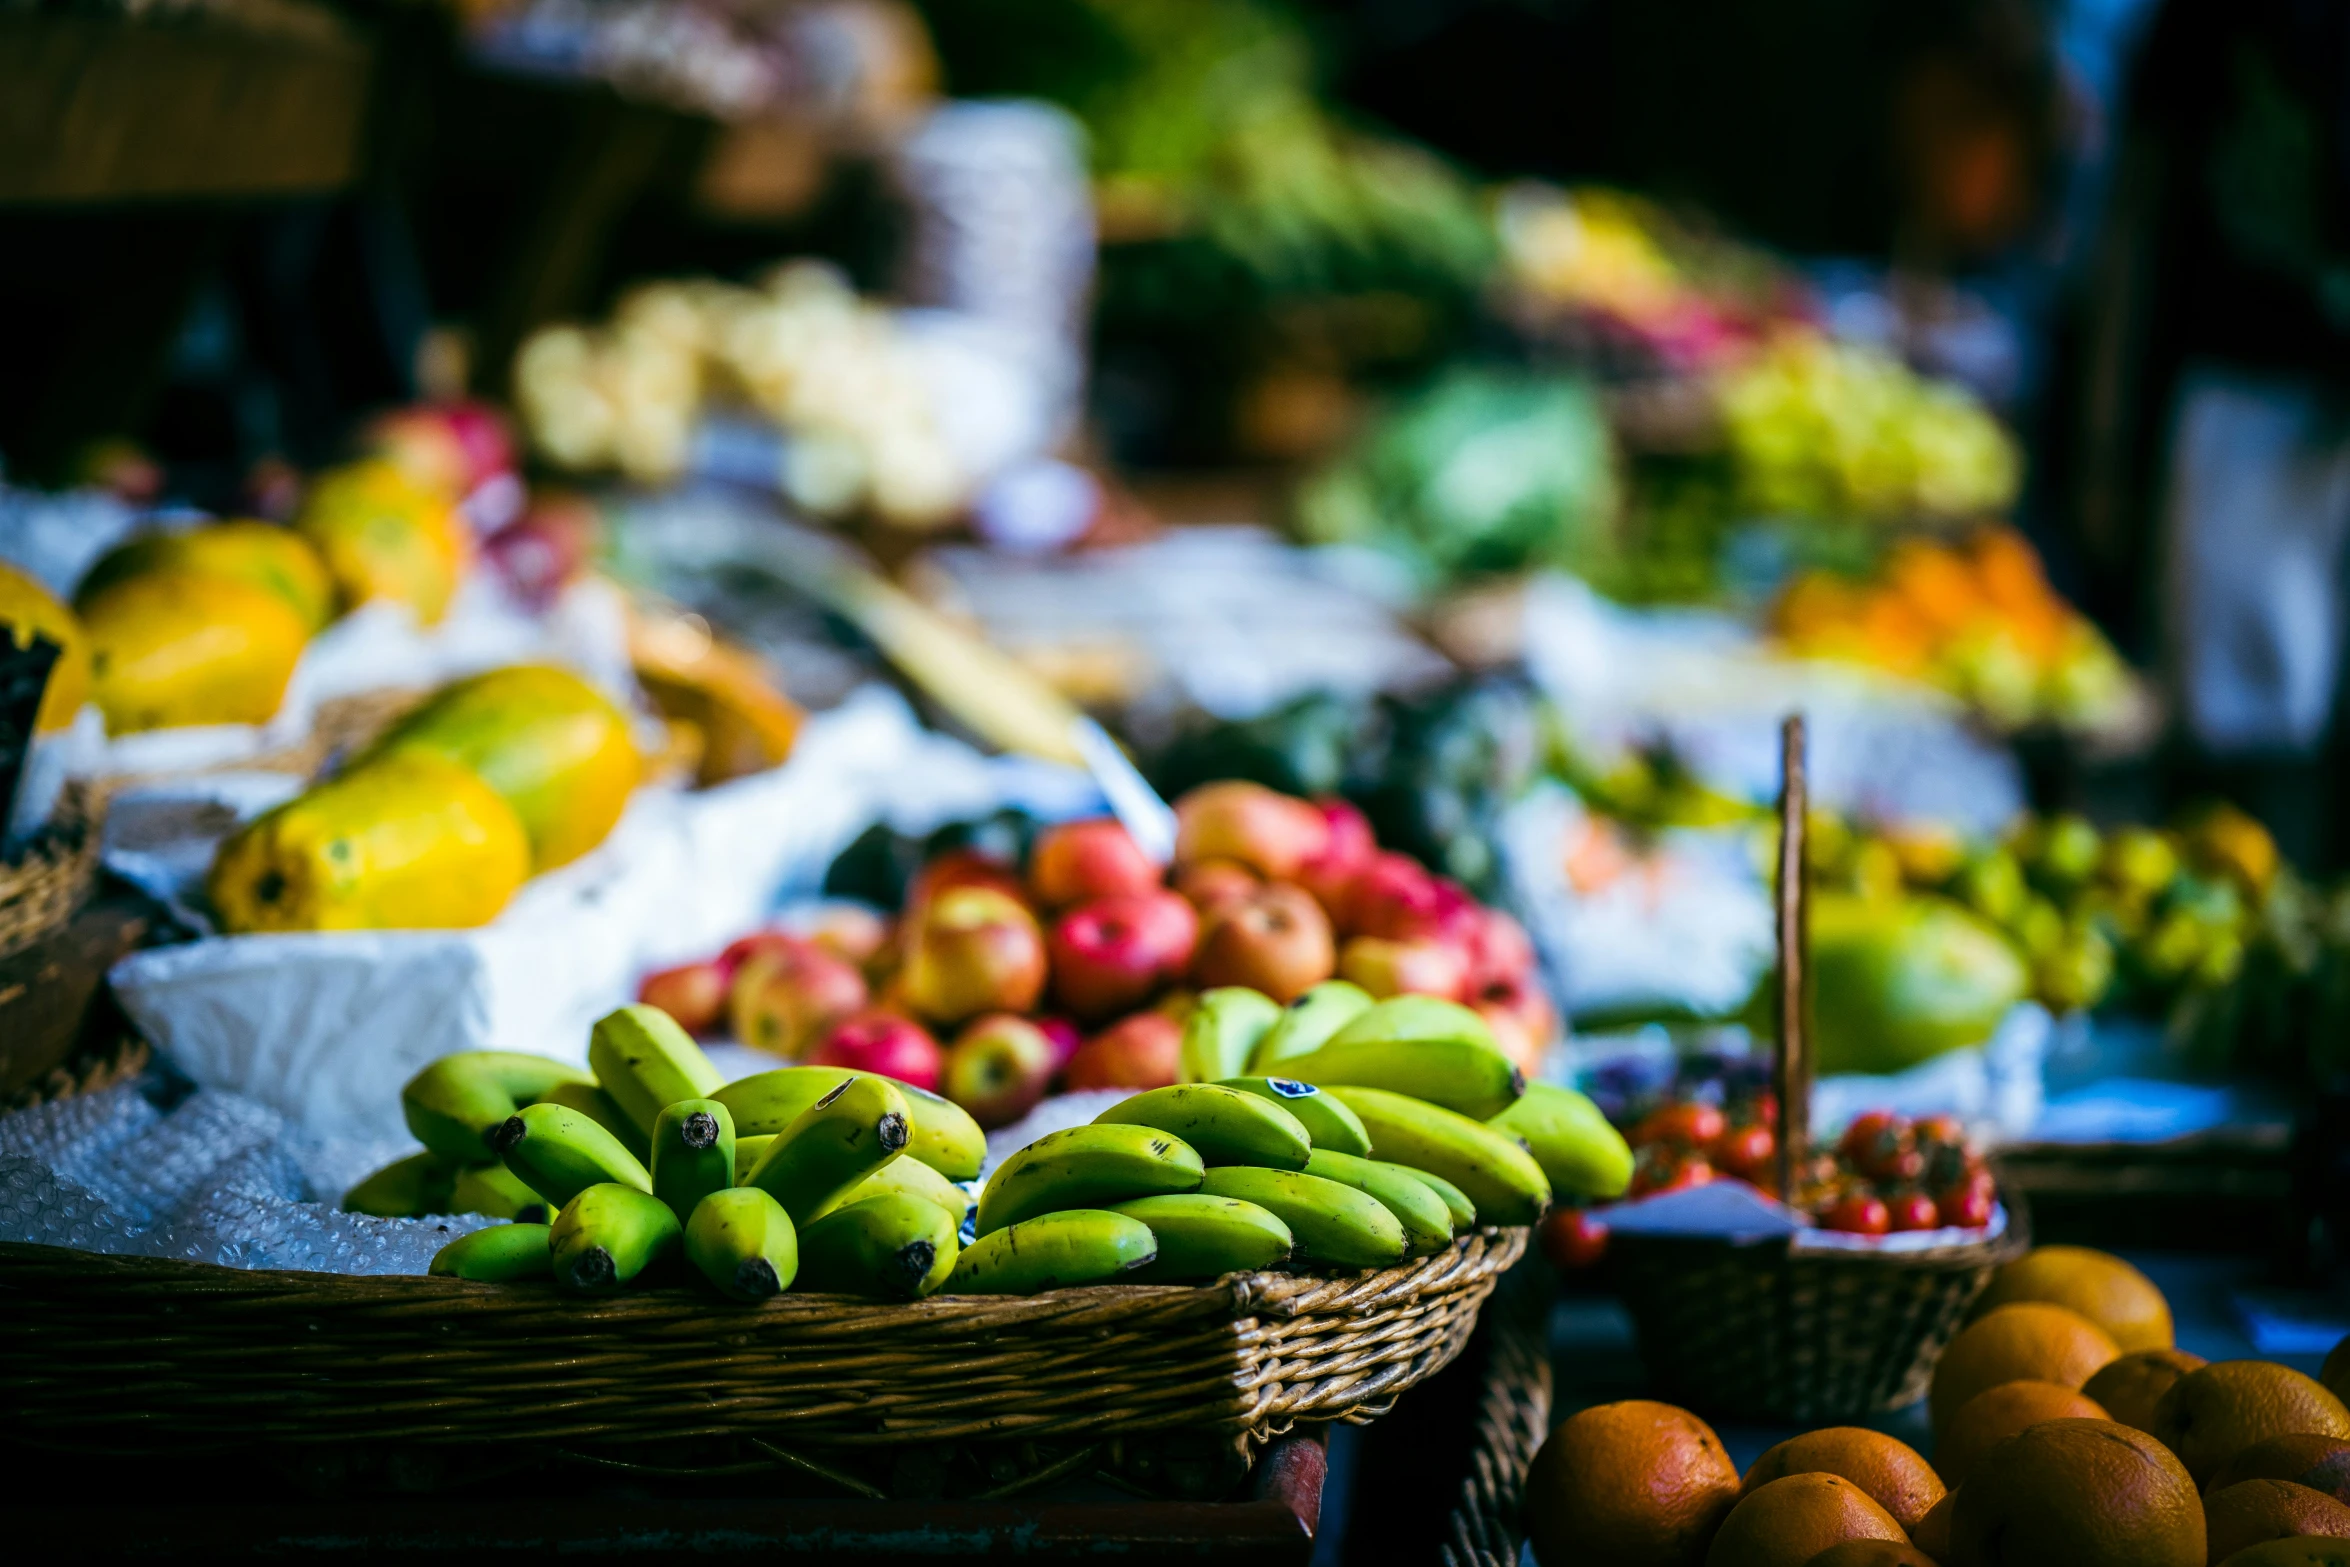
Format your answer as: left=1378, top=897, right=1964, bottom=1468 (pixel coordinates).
left=76, top=520, right=335, bottom=636
left=79, top=570, right=309, bottom=736
left=294, top=458, right=469, bottom=626
left=628, top=608, right=803, bottom=788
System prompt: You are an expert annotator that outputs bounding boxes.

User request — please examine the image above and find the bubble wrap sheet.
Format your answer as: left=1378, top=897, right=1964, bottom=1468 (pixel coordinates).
left=0, top=1079, right=495, bottom=1275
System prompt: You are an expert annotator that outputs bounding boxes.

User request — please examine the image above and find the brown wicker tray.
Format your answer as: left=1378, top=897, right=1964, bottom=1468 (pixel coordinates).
left=0, top=778, right=104, bottom=963
left=1605, top=1192, right=2030, bottom=1423
left=0, top=1227, right=1524, bottom=1463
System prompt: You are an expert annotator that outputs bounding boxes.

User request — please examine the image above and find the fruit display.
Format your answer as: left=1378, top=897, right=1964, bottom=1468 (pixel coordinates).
left=358, top=996, right=1631, bottom=1299
left=205, top=663, right=636, bottom=932
left=293, top=457, right=471, bottom=626
left=1810, top=802, right=2282, bottom=1021
left=1521, top=1246, right=2350, bottom=1567
left=514, top=263, right=971, bottom=528
left=635, top=781, right=1563, bottom=1126
left=1292, top=368, right=1621, bottom=594
left=1772, top=529, right=2134, bottom=732
left=1716, top=327, right=2021, bottom=525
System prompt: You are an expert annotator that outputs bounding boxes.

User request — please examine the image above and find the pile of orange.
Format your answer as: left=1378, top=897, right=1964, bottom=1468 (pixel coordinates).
left=1524, top=1245, right=2350, bottom=1565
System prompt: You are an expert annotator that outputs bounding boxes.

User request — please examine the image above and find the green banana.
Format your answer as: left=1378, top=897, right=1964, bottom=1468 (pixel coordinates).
left=538, top=1078, right=650, bottom=1162
left=549, top=1183, right=683, bottom=1292
left=714, top=1066, right=985, bottom=1180
left=1111, top=1194, right=1292, bottom=1281
left=1323, top=994, right=1500, bottom=1053
left=1485, top=1083, right=1634, bottom=1201
left=743, top=1074, right=911, bottom=1225
left=1246, top=980, right=1374, bottom=1071
left=1217, top=1077, right=1373, bottom=1158
left=1092, top=1083, right=1311, bottom=1169
left=974, top=1124, right=1205, bottom=1236
left=401, top=1052, right=595, bottom=1165
left=684, top=1187, right=798, bottom=1301
left=1195, top=1166, right=1407, bottom=1270
left=491, top=1101, right=654, bottom=1209
left=812, top=1156, right=971, bottom=1227
left=429, top=1222, right=554, bottom=1281
left=1275, top=1035, right=1524, bottom=1121
left=1324, top=1086, right=1551, bottom=1226
left=733, top=1134, right=774, bottom=1184
left=343, top=1151, right=455, bottom=1217
left=1178, top=987, right=1283, bottom=1083
left=1397, top=1164, right=1477, bottom=1230
left=796, top=1193, right=959, bottom=1299
left=945, top=1209, right=1157, bottom=1295
left=587, top=1004, right=725, bottom=1137
left=452, top=1160, right=547, bottom=1221
left=652, top=1099, right=737, bottom=1223
left=1302, top=1149, right=1456, bottom=1256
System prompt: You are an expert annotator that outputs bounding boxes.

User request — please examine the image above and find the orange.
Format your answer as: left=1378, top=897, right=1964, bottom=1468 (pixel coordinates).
left=1742, top=1427, right=1945, bottom=1532
left=1935, top=1378, right=2109, bottom=1487
left=1929, top=1302, right=2120, bottom=1434
left=1950, top=1418, right=2204, bottom=1566
left=2212, top=1436, right=2350, bottom=1503
left=1703, top=1473, right=1906, bottom=1567
left=2215, top=1539, right=2350, bottom=1567
left=1802, top=1544, right=1939, bottom=1567
left=2206, top=1480, right=2350, bottom=1565
left=2153, top=1362, right=2350, bottom=1487
left=1523, top=1400, right=1740, bottom=1567
left=1911, top=1490, right=1956, bottom=1559
left=2083, top=1347, right=2208, bottom=1433
left=1972, top=1246, right=2174, bottom=1352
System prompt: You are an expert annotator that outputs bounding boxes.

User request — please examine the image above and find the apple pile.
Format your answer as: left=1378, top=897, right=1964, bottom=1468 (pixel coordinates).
left=636, top=782, right=1556, bottom=1129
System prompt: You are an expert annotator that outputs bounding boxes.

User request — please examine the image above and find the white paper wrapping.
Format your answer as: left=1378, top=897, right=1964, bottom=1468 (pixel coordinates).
left=108, top=687, right=1100, bottom=1143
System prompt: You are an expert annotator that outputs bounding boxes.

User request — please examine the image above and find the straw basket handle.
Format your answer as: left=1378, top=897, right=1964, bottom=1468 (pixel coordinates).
left=1772, top=714, right=1810, bottom=1205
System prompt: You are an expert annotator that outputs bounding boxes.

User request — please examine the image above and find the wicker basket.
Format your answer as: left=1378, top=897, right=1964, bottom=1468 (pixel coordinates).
left=0, top=778, right=104, bottom=962
left=1605, top=1192, right=2030, bottom=1423
left=1441, top=1261, right=1554, bottom=1567
left=0, top=1226, right=1524, bottom=1468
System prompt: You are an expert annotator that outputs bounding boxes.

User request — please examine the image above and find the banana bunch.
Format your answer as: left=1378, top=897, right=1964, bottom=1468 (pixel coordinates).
left=375, top=988, right=1631, bottom=1304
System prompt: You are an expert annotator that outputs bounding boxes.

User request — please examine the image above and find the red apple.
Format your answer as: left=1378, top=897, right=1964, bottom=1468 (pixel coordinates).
left=942, top=1013, right=1058, bottom=1128
left=1474, top=974, right=1557, bottom=1075
left=482, top=494, right=598, bottom=609
left=1029, top=817, right=1162, bottom=909
left=1297, top=798, right=1377, bottom=919
left=1034, top=1015, right=1083, bottom=1070
left=1175, top=858, right=1261, bottom=916
left=1191, top=883, right=1336, bottom=1004
left=637, top=960, right=730, bottom=1036
left=1337, top=934, right=1472, bottom=1002
left=1466, top=908, right=1537, bottom=990
left=1064, top=1011, right=1183, bottom=1091
left=906, top=850, right=1029, bottom=920
left=719, top=928, right=801, bottom=978
left=811, top=1011, right=941, bottom=1092
left=1344, top=852, right=1481, bottom=949
left=1173, top=781, right=1329, bottom=882
left=1049, top=890, right=1198, bottom=1021
left=730, top=940, right=869, bottom=1058
left=901, top=886, right=1047, bottom=1026
left=802, top=905, right=892, bottom=973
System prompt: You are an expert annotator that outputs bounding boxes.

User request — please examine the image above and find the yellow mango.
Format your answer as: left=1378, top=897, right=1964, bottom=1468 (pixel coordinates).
left=207, top=751, right=530, bottom=932
left=365, top=664, right=637, bottom=871
left=0, top=561, right=90, bottom=732
left=295, top=459, right=468, bottom=625
left=81, top=571, right=308, bottom=736
left=76, top=520, right=335, bottom=634
left=630, top=618, right=799, bottom=786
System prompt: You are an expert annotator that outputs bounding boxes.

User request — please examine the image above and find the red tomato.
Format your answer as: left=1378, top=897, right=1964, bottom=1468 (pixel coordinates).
left=1838, top=1110, right=1923, bottom=1183
left=1936, top=1176, right=1994, bottom=1229
left=1712, top=1123, right=1777, bottom=1184
left=1633, top=1102, right=1728, bottom=1150
left=1913, top=1113, right=1967, bottom=1149
left=1539, top=1209, right=1609, bottom=1270
left=1819, top=1194, right=1892, bottom=1235
left=1886, top=1192, right=1941, bottom=1232
left=1630, top=1150, right=1718, bottom=1197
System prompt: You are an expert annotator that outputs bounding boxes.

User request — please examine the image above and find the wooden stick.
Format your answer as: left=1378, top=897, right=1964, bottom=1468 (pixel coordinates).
left=1773, top=714, right=1810, bottom=1205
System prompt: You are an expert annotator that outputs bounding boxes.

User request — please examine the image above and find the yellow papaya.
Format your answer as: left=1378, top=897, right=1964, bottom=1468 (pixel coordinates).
left=294, top=459, right=468, bottom=626
left=81, top=570, right=308, bottom=736
left=0, top=561, right=90, bottom=732
left=365, top=664, right=637, bottom=870
left=207, top=751, right=531, bottom=932
left=76, top=520, right=336, bottom=634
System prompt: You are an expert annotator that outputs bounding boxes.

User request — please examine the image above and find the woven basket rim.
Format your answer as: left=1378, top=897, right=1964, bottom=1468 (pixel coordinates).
left=0, top=777, right=104, bottom=961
